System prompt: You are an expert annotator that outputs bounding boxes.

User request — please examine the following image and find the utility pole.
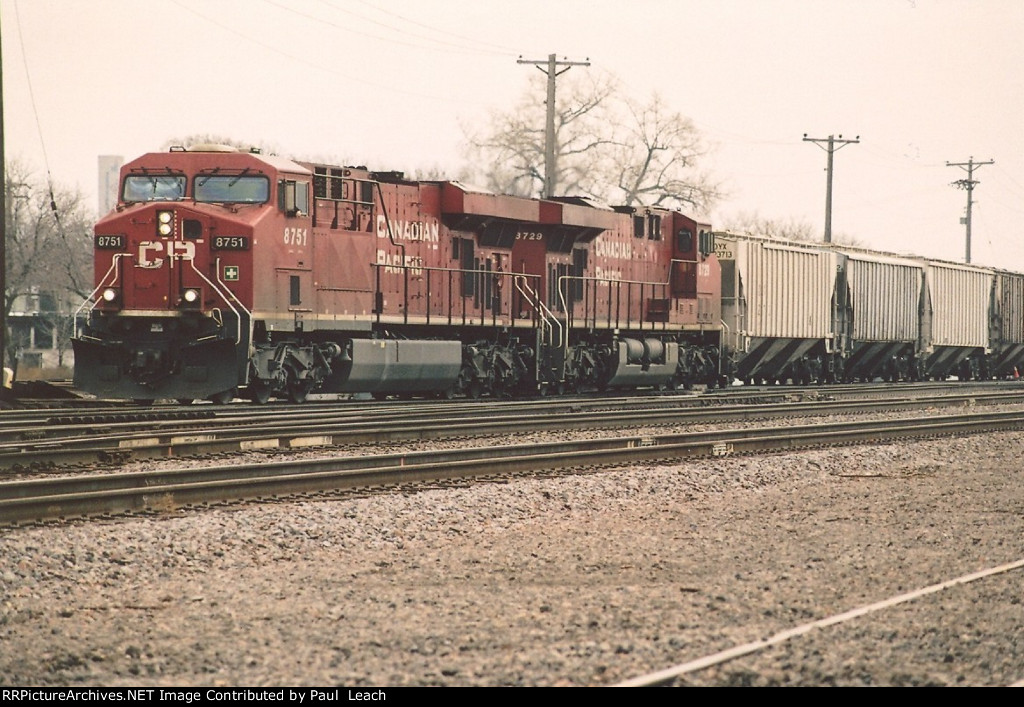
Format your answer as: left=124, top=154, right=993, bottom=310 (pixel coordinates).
left=0, top=16, right=6, bottom=378
left=517, top=53, right=589, bottom=198
left=946, top=157, right=994, bottom=264
left=803, top=134, right=859, bottom=243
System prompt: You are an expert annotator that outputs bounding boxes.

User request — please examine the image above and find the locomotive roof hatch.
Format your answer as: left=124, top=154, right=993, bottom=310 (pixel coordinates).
left=161, top=144, right=312, bottom=176
left=178, top=143, right=241, bottom=152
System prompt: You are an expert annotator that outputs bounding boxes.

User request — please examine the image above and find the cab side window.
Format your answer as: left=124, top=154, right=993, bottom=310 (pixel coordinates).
left=279, top=179, right=310, bottom=217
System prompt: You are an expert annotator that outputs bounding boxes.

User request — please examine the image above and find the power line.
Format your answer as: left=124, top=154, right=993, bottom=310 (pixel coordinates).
left=946, top=156, right=994, bottom=264
left=168, top=0, right=483, bottom=104
left=803, top=134, right=859, bottom=243
left=268, top=0, right=511, bottom=57
left=342, top=0, right=520, bottom=56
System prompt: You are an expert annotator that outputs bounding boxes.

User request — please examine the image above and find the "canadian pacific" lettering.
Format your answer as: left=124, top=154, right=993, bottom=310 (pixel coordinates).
left=594, top=240, right=632, bottom=259
left=376, top=215, right=439, bottom=242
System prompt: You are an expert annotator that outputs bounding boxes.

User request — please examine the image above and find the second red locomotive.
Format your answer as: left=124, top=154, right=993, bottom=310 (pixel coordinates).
left=73, top=145, right=723, bottom=403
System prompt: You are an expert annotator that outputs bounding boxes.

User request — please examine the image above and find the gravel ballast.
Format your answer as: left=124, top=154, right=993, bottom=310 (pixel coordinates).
left=1, top=430, right=1023, bottom=686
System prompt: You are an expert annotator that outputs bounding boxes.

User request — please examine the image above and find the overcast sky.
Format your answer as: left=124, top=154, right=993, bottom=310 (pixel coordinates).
left=3, top=0, right=1022, bottom=268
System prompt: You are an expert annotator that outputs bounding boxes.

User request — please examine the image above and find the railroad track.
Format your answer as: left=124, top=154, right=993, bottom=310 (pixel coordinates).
left=1, top=388, right=1021, bottom=471
left=4, top=408, right=1024, bottom=526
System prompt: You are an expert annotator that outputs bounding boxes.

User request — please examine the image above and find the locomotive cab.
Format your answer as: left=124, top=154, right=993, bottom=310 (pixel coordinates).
left=73, top=146, right=309, bottom=402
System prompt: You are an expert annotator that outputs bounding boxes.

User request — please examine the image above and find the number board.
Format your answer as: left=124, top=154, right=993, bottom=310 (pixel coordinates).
left=95, top=235, right=126, bottom=249
left=212, top=236, right=250, bottom=251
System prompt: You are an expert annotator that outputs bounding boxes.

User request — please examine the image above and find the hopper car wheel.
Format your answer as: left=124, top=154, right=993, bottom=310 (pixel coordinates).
left=132, top=399, right=154, bottom=407
left=176, top=398, right=194, bottom=406
left=248, top=382, right=272, bottom=405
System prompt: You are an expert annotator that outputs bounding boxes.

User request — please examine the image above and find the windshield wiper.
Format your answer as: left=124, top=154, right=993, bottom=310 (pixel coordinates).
left=197, top=167, right=221, bottom=187
left=228, top=168, right=251, bottom=187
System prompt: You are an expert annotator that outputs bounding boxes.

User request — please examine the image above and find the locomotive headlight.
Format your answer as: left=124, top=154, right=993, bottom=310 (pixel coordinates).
left=180, top=287, right=201, bottom=309
left=99, top=287, right=121, bottom=310
left=157, top=210, right=173, bottom=236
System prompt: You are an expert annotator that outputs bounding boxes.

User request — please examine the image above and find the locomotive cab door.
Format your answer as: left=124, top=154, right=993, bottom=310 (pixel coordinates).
left=511, top=230, right=548, bottom=317
left=671, top=227, right=697, bottom=298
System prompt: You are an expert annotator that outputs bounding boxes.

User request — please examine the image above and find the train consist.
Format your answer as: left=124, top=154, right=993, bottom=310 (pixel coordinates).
left=73, top=145, right=721, bottom=403
left=715, top=234, right=1024, bottom=385
left=72, top=145, right=1024, bottom=403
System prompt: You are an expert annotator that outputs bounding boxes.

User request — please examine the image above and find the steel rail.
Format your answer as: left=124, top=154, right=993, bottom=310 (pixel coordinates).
left=3, top=410, right=1024, bottom=525
left=1, top=379, right=1015, bottom=427
left=0, top=380, right=1017, bottom=442
left=1, top=391, right=1021, bottom=471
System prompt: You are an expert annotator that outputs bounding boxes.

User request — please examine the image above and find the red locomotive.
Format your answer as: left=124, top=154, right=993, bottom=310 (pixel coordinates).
left=73, top=145, right=723, bottom=403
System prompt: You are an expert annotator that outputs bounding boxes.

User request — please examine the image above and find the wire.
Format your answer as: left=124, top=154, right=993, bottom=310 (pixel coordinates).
left=318, top=0, right=519, bottom=56
left=995, top=164, right=1024, bottom=198
left=168, top=0, right=488, bottom=104
left=11, top=0, right=66, bottom=237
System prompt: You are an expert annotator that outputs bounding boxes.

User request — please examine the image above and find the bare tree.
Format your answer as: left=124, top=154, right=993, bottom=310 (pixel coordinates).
left=162, top=135, right=357, bottom=173
left=721, top=210, right=862, bottom=246
left=461, top=72, right=614, bottom=197
left=161, top=134, right=282, bottom=155
left=596, top=92, right=721, bottom=212
left=4, top=160, right=95, bottom=368
left=720, top=211, right=818, bottom=241
left=461, top=73, right=720, bottom=213
left=410, top=165, right=452, bottom=181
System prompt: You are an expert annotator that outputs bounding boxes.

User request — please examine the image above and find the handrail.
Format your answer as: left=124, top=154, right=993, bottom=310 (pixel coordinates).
left=556, top=263, right=693, bottom=354
left=370, top=262, right=541, bottom=327
left=513, top=274, right=563, bottom=349
left=186, top=256, right=249, bottom=345
left=556, top=258, right=705, bottom=340
left=73, top=254, right=126, bottom=338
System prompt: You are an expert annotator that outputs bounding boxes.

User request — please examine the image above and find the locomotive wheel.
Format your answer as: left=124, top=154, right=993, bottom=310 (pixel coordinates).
left=210, top=389, right=234, bottom=405
left=287, top=380, right=313, bottom=404
left=248, top=382, right=272, bottom=405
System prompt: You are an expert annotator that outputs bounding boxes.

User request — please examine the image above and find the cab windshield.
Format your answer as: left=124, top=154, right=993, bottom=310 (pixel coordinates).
left=122, top=174, right=186, bottom=202
left=194, top=174, right=269, bottom=204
